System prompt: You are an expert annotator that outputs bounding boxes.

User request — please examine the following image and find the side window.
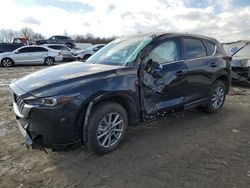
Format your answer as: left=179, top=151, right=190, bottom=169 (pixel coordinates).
left=35, top=47, right=48, bottom=52
left=96, top=46, right=104, bottom=50
left=62, top=46, right=70, bottom=51
left=50, top=36, right=56, bottom=40
left=18, top=47, right=33, bottom=53
left=203, top=40, right=215, bottom=56
left=144, top=39, right=180, bottom=64
left=183, top=38, right=206, bottom=60
left=50, top=46, right=61, bottom=50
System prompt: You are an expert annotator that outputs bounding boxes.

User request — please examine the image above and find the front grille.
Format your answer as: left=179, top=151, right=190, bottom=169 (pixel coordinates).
left=13, top=93, right=25, bottom=113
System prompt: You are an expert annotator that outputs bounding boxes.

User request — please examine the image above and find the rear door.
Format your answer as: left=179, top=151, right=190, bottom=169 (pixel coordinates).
left=140, top=38, right=189, bottom=115
left=182, top=37, right=215, bottom=104
left=31, top=47, right=48, bottom=63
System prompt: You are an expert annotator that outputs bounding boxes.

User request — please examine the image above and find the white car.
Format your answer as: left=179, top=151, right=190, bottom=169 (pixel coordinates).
left=0, top=45, right=63, bottom=67
left=43, top=44, right=75, bottom=61
left=74, top=44, right=105, bottom=61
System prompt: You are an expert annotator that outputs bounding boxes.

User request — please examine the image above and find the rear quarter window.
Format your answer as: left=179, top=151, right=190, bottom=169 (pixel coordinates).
left=183, top=38, right=206, bottom=60
left=203, top=40, right=215, bottom=56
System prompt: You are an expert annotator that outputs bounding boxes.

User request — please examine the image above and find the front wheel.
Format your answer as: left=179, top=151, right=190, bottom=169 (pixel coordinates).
left=1, top=58, right=14, bottom=67
left=204, top=80, right=226, bottom=113
left=87, top=102, right=128, bottom=155
left=44, top=57, right=55, bottom=65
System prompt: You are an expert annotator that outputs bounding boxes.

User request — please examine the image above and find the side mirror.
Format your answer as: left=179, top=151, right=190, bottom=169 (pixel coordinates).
left=14, top=51, right=19, bottom=54
left=145, top=59, right=163, bottom=78
left=93, top=48, right=98, bottom=52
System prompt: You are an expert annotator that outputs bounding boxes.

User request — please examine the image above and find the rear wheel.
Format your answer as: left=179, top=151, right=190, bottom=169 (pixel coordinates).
left=1, top=58, right=14, bottom=67
left=204, top=80, right=226, bottom=113
left=87, top=102, right=128, bottom=155
left=44, top=57, right=55, bottom=65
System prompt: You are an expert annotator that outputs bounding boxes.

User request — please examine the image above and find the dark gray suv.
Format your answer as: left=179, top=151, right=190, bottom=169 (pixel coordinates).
left=10, top=33, right=231, bottom=154
left=36, top=35, right=75, bottom=48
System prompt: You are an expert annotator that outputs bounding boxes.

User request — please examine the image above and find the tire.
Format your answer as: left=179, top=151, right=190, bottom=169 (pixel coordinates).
left=1, top=58, right=14, bottom=67
left=44, top=57, right=55, bottom=66
left=204, top=80, right=226, bottom=113
left=87, top=102, right=128, bottom=155
left=82, top=54, right=91, bottom=61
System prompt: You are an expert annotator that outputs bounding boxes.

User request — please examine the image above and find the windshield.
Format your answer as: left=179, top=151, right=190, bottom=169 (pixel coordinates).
left=86, top=36, right=152, bottom=66
left=233, top=44, right=250, bottom=57
left=85, top=45, right=97, bottom=51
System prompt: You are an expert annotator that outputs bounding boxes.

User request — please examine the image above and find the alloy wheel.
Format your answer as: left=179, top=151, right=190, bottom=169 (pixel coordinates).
left=2, top=59, right=12, bottom=67
left=96, top=112, right=124, bottom=148
left=46, top=58, right=54, bottom=65
left=211, top=86, right=225, bottom=109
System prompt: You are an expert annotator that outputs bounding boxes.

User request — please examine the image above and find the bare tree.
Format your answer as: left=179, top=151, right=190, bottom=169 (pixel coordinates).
left=0, top=29, right=19, bottom=42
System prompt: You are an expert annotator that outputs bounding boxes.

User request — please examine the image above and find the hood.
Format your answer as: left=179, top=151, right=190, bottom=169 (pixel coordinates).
left=0, top=51, right=14, bottom=57
left=10, top=61, right=120, bottom=97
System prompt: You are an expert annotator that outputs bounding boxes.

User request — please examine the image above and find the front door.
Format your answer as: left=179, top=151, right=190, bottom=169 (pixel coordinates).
left=140, top=38, right=189, bottom=116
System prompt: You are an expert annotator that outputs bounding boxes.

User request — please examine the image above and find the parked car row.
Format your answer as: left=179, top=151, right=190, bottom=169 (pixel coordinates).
left=0, top=43, right=105, bottom=67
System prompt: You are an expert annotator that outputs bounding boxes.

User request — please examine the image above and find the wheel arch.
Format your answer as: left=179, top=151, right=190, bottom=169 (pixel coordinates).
left=44, top=56, right=55, bottom=62
left=215, top=74, right=230, bottom=93
left=76, top=92, right=140, bottom=144
left=1, top=57, right=15, bottom=66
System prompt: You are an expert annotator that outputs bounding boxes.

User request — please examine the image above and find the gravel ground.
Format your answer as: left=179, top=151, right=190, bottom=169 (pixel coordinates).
left=0, top=65, right=250, bottom=188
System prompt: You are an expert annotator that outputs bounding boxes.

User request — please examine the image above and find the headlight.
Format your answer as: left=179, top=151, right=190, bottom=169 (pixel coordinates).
left=24, top=94, right=79, bottom=107
left=241, top=59, right=250, bottom=67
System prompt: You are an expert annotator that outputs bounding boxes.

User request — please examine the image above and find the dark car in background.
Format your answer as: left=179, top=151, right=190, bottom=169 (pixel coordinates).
left=36, top=35, right=75, bottom=48
left=10, top=33, right=231, bottom=154
left=0, top=43, right=24, bottom=54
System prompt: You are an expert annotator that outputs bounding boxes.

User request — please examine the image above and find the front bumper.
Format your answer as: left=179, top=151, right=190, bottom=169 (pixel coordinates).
left=12, top=99, right=81, bottom=150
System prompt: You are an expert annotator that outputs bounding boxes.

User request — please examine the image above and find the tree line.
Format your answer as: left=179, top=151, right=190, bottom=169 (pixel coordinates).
left=0, top=27, right=115, bottom=44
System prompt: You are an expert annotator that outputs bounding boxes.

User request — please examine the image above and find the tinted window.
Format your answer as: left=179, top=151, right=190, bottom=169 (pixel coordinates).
left=33, top=47, right=48, bottom=52
left=19, top=47, right=34, bottom=53
left=96, top=45, right=104, bottom=50
left=203, top=40, right=215, bottom=56
left=49, top=46, right=62, bottom=50
left=62, top=46, right=70, bottom=51
left=144, top=39, right=180, bottom=64
left=183, top=38, right=206, bottom=60
left=19, top=47, right=47, bottom=53
left=57, top=36, right=67, bottom=40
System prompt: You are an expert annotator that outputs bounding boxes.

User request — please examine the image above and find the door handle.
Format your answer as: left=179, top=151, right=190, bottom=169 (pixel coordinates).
left=175, top=70, right=186, bottom=76
left=210, top=62, right=217, bottom=67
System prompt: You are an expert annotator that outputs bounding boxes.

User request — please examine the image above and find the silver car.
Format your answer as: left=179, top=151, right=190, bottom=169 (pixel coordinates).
left=75, top=44, right=105, bottom=61
left=43, top=44, right=75, bottom=61
left=0, top=45, right=63, bottom=67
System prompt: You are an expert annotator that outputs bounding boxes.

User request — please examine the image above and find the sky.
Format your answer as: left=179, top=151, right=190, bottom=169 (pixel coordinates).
left=1, top=0, right=250, bottom=42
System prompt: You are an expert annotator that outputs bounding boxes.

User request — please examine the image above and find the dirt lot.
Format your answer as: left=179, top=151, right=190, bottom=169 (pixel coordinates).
left=0, top=65, right=250, bottom=188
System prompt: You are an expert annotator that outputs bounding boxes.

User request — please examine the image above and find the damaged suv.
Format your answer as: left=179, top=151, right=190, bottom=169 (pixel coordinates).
left=10, top=33, right=231, bottom=154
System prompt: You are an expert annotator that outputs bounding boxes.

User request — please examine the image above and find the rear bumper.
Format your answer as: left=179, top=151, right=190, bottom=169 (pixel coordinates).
left=54, top=56, right=63, bottom=62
